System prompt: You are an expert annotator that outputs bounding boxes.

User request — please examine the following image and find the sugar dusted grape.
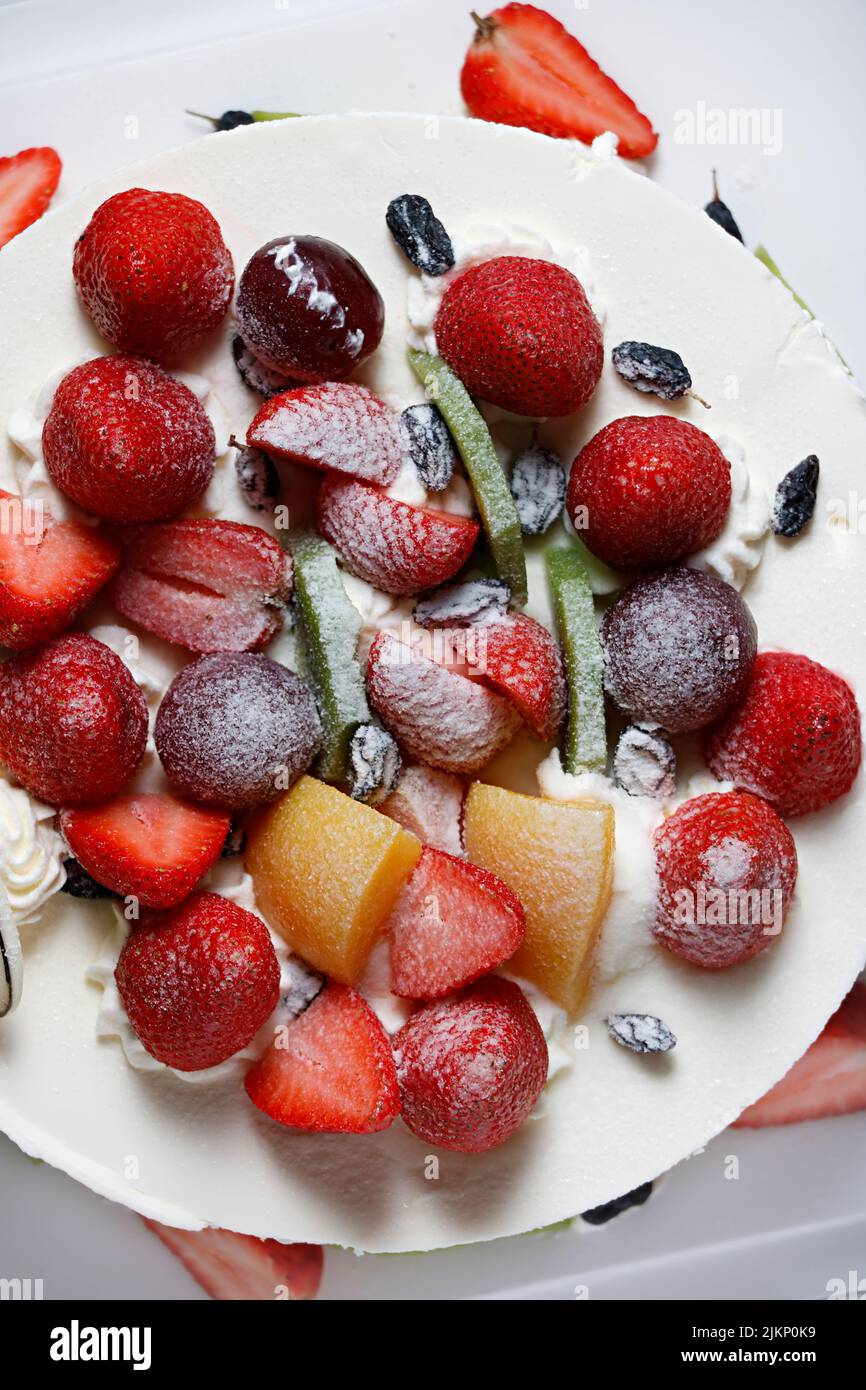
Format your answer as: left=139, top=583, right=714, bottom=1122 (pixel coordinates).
left=236, top=235, right=384, bottom=383
left=602, top=567, right=757, bottom=734
left=155, top=653, right=321, bottom=810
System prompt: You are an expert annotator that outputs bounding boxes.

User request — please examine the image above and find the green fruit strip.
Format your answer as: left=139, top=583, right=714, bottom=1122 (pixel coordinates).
left=289, top=530, right=371, bottom=783
left=407, top=349, right=528, bottom=605
left=545, top=545, right=607, bottom=774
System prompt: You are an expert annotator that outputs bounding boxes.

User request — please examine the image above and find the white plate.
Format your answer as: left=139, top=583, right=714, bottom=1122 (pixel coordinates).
left=0, top=112, right=864, bottom=1252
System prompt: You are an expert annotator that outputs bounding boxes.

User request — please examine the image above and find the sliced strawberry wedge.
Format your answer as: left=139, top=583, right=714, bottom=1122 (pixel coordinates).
left=112, top=518, right=292, bottom=653
left=461, top=5, right=658, bottom=160
left=389, top=846, right=525, bottom=999
left=0, top=147, right=62, bottom=249
left=247, top=382, right=404, bottom=486
left=317, top=476, right=479, bottom=595
left=142, top=1220, right=323, bottom=1301
left=244, top=981, right=400, bottom=1134
left=0, top=489, right=120, bottom=647
left=61, top=793, right=230, bottom=909
left=367, top=630, right=522, bottom=774
left=733, top=984, right=866, bottom=1128
left=469, top=612, right=565, bottom=741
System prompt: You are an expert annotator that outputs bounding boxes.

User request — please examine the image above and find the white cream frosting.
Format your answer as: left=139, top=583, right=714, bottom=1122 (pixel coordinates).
left=0, top=777, right=66, bottom=925
left=691, top=435, right=771, bottom=590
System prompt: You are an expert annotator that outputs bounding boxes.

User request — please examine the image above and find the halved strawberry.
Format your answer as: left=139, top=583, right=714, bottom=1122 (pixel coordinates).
left=244, top=981, right=400, bottom=1134
left=367, top=630, right=522, bottom=774
left=0, top=489, right=119, bottom=647
left=247, top=382, right=404, bottom=487
left=142, top=1220, right=323, bottom=1301
left=61, top=793, right=230, bottom=909
left=317, top=476, right=479, bottom=595
left=733, top=983, right=866, bottom=1128
left=467, top=612, right=565, bottom=741
left=0, top=147, right=62, bottom=249
left=112, top=518, right=292, bottom=653
left=461, top=6, right=657, bottom=160
left=388, top=846, right=525, bottom=999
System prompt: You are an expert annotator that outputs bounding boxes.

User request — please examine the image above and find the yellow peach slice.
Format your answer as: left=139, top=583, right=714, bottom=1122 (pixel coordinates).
left=463, top=782, right=614, bottom=1013
left=247, top=775, right=421, bottom=983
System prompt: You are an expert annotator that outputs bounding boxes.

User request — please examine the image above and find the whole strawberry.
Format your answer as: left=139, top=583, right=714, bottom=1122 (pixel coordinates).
left=42, top=355, right=215, bottom=523
left=654, top=790, right=798, bottom=969
left=73, top=188, right=234, bottom=361
left=116, top=892, right=280, bottom=1071
left=706, top=652, right=862, bottom=817
left=393, top=976, right=548, bottom=1152
left=567, top=415, right=731, bottom=569
left=434, top=256, right=603, bottom=417
left=0, top=633, right=147, bottom=805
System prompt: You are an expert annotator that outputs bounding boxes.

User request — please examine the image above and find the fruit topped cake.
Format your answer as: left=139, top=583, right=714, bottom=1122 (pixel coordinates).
left=0, top=109, right=863, bottom=1253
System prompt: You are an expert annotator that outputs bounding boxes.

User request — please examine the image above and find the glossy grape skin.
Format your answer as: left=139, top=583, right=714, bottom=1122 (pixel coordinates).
left=235, top=235, right=384, bottom=383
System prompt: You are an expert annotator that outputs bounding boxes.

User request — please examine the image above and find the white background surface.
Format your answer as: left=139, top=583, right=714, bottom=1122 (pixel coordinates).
left=0, top=0, right=864, bottom=1300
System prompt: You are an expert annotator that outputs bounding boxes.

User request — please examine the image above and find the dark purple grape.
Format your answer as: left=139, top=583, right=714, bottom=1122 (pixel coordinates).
left=154, top=653, right=321, bottom=809
left=235, top=236, right=384, bottom=383
left=601, top=567, right=757, bottom=733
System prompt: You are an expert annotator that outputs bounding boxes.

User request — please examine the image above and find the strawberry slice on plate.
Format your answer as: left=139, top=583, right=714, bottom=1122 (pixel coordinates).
left=388, top=846, right=525, bottom=999
left=142, top=1221, right=323, bottom=1301
left=244, top=981, right=401, bottom=1134
left=0, top=489, right=120, bottom=647
left=247, top=382, right=404, bottom=487
left=317, top=475, right=479, bottom=594
left=61, top=792, right=230, bottom=909
left=733, top=983, right=866, bottom=1128
left=0, top=147, right=62, bottom=249
left=461, top=5, right=658, bottom=160
left=112, top=517, right=292, bottom=653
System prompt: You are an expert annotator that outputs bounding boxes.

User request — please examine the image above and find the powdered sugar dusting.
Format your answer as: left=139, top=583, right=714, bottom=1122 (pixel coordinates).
left=250, top=382, right=404, bottom=486
left=369, top=631, right=521, bottom=774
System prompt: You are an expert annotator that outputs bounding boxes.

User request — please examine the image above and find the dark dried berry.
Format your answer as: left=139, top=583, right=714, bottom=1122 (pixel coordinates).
left=221, top=823, right=247, bottom=858
left=61, top=858, right=117, bottom=900
left=348, top=724, right=402, bottom=805
left=400, top=403, right=457, bottom=492
left=772, top=455, right=819, bottom=537
left=218, top=110, right=255, bottom=131
left=611, top=341, right=692, bottom=402
left=613, top=725, right=676, bottom=800
left=386, top=194, right=455, bottom=276
left=414, top=578, right=510, bottom=629
left=704, top=172, right=744, bottom=243
left=510, top=446, right=565, bottom=536
left=581, top=1182, right=653, bottom=1226
left=233, top=443, right=279, bottom=513
left=282, top=957, right=326, bottom=1019
left=607, top=1013, right=677, bottom=1054
left=231, top=333, right=296, bottom=398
